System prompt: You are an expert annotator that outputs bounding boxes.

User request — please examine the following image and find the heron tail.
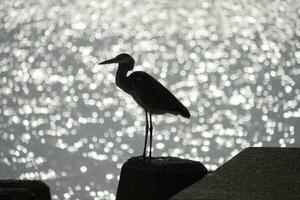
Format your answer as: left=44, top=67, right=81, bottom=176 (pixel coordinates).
left=180, top=106, right=191, bottom=119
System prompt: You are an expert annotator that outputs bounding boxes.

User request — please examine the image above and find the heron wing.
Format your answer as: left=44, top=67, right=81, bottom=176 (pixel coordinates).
left=128, top=71, right=190, bottom=118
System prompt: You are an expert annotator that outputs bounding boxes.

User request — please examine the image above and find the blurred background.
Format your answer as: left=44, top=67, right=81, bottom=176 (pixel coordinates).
left=0, top=0, right=299, bottom=199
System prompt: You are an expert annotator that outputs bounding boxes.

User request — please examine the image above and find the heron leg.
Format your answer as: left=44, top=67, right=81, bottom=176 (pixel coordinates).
left=143, top=110, right=149, bottom=158
left=149, top=113, right=153, bottom=160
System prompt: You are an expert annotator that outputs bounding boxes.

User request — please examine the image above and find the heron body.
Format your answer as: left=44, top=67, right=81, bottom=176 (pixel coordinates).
left=99, top=53, right=190, bottom=159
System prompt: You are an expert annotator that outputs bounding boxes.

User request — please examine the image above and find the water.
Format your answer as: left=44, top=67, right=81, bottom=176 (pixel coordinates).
left=0, top=0, right=299, bottom=199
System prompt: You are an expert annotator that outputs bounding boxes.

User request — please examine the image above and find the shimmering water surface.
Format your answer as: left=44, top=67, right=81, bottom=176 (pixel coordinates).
left=1, top=0, right=299, bottom=199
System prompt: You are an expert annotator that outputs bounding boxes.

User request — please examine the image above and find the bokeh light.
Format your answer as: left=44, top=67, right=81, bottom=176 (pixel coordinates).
left=0, top=0, right=299, bottom=199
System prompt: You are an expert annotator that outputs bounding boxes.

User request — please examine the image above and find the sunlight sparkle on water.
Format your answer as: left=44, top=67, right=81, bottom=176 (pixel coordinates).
left=1, top=0, right=299, bottom=199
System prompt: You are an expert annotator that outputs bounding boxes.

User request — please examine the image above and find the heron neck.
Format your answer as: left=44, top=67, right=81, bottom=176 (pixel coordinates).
left=116, top=65, right=132, bottom=93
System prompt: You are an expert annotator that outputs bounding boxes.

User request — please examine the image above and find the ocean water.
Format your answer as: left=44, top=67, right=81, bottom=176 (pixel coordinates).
left=0, top=0, right=299, bottom=199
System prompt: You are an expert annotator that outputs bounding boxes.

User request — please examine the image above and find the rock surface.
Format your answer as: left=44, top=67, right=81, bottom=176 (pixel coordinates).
left=171, top=147, right=300, bottom=200
left=0, top=180, right=51, bottom=200
left=116, top=156, right=208, bottom=200
left=0, top=188, right=38, bottom=200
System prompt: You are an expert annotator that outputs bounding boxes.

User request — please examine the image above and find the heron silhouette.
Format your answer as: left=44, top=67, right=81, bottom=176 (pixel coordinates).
left=99, top=53, right=190, bottom=159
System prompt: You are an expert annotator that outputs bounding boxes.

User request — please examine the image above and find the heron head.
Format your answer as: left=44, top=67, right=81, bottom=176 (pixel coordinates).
left=98, top=53, right=135, bottom=70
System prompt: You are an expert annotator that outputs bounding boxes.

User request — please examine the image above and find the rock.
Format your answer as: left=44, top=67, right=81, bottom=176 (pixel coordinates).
left=171, top=147, right=300, bottom=200
left=116, top=156, right=208, bottom=200
left=0, top=188, right=38, bottom=200
left=0, top=180, right=51, bottom=200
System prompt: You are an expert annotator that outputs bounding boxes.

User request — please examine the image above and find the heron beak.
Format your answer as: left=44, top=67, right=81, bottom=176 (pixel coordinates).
left=98, top=57, right=118, bottom=65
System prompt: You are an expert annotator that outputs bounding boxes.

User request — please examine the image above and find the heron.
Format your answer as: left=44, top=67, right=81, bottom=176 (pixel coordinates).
left=98, top=53, right=190, bottom=159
